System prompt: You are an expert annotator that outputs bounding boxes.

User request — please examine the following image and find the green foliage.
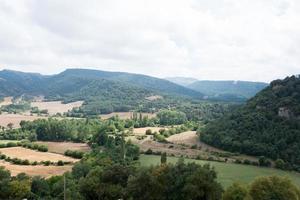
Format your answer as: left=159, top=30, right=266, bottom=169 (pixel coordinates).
left=64, top=150, right=84, bottom=159
left=202, top=76, right=300, bottom=170
left=222, top=182, right=249, bottom=200
left=157, top=110, right=187, bottom=125
left=249, top=176, right=300, bottom=200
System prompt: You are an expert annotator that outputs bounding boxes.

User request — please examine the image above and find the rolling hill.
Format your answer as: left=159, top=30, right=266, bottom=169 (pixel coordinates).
left=0, top=69, right=203, bottom=115
left=201, top=75, right=300, bottom=171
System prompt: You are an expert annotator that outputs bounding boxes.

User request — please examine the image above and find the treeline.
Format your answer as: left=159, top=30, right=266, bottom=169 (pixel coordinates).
left=1, top=110, right=193, bottom=142
left=201, top=76, right=300, bottom=171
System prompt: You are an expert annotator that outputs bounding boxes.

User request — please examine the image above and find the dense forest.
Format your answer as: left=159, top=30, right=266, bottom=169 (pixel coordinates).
left=202, top=76, right=300, bottom=171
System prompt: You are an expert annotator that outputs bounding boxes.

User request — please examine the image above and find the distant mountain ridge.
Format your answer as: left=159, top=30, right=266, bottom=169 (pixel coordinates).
left=0, top=68, right=203, bottom=115
left=187, top=80, right=268, bottom=101
left=166, top=77, right=268, bottom=102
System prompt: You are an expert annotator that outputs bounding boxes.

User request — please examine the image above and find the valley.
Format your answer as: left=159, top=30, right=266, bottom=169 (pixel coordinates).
left=0, top=69, right=299, bottom=199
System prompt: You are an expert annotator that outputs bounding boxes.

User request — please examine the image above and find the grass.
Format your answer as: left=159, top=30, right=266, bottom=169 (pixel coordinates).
left=140, top=154, right=300, bottom=188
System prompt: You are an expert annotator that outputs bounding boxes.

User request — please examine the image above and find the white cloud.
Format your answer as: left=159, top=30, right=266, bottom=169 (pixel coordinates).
left=0, top=0, right=299, bottom=82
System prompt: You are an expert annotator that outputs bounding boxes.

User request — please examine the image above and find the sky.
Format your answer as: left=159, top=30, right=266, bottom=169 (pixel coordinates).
left=0, top=0, right=299, bottom=82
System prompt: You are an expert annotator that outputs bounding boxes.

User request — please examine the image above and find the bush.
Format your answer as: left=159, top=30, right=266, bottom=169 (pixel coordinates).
left=37, top=145, right=48, bottom=152
left=275, top=159, right=286, bottom=170
left=145, top=129, right=152, bottom=135
left=243, top=159, right=251, bottom=165
left=6, top=142, right=17, bottom=147
left=57, top=160, right=64, bottom=166
left=64, top=150, right=84, bottom=159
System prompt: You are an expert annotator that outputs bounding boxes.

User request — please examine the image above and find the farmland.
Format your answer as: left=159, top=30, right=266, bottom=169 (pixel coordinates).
left=31, top=100, right=83, bottom=115
left=0, top=160, right=73, bottom=177
left=35, top=141, right=91, bottom=154
left=0, top=113, right=46, bottom=128
left=140, top=154, right=300, bottom=188
left=0, top=147, right=78, bottom=162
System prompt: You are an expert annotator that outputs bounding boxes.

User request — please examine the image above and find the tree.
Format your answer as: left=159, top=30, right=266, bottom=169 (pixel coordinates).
left=161, top=152, right=167, bottom=165
left=31, top=176, right=50, bottom=197
left=223, top=182, right=249, bottom=200
left=275, top=159, right=286, bottom=170
left=249, top=176, right=300, bottom=200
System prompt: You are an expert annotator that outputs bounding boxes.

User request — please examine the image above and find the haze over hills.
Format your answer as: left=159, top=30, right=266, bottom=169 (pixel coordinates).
left=166, top=77, right=268, bottom=102
left=202, top=75, right=300, bottom=170
left=165, top=77, right=199, bottom=87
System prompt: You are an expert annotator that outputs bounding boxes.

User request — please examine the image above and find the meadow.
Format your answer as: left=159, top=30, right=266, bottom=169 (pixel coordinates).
left=140, top=154, right=300, bottom=188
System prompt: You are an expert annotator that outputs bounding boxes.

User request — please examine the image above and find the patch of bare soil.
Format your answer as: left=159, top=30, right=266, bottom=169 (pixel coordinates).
left=0, top=160, right=73, bottom=177
left=31, top=101, right=83, bottom=115
left=145, top=95, right=163, bottom=101
left=0, top=97, right=13, bottom=107
left=0, top=147, right=79, bottom=162
left=35, top=141, right=91, bottom=154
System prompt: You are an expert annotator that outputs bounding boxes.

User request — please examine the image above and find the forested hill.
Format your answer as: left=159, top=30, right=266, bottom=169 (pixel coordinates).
left=52, top=69, right=203, bottom=98
left=0, top=69, right=202, bottom=99
left=201, top=75, right=300, bottom=170
left=187, top=80, right=268, bottom=101
left=0, top=69, right=204, bottom=115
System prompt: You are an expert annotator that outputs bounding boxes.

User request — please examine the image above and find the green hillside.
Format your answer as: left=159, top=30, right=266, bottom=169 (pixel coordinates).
left=0, top=69, right=205, bottom=116
left=201, top=75, right=300, bottom=171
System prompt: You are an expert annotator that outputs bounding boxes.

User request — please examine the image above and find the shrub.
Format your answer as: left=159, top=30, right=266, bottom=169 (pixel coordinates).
left=37, top=145, right=48, bottom=152
left=243, top=159, right=251, bottom=165
left=145, top=129, right=152, bottom=135
left=6, top=142, right=17, bottom=147
left=64, top=150, right=84, bottom=159
left=145, top=148, right=153, bottom=155
left=57, top=160, right=64, bottom=166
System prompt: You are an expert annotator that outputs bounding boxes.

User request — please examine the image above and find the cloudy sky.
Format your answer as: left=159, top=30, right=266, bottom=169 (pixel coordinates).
left=0, top=0, right=299, bottom=82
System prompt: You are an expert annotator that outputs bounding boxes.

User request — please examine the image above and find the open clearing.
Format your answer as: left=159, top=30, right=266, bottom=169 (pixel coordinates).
left=0, top=160, right=73, bottom=177
left=35, top=141, right=91, bottom=154
left=0, top=147, right=78, bottom=162
left=31, top=100, right=83, bottom=115
left=100, top=112, right=156, bottom=120
left=140, top=154, right=300, bottom=188
left=0, top=97, right=13, bottom=107
left=0, top=113, right=46, bottom=128
left=166, top=131, right=199, bottom=145
left=133, top=127, right=167, bottom=136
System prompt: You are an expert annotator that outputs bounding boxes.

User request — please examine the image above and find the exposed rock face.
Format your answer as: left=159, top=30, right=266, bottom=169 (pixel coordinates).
left=278, top=107, right=294, bottom=119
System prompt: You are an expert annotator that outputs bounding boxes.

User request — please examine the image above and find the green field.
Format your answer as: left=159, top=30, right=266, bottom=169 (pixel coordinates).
left=140, top=154, right=300, bottom=188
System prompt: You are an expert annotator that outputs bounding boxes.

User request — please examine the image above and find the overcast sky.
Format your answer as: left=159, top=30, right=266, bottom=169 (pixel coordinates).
left=0, top=0, right=299, bottom=82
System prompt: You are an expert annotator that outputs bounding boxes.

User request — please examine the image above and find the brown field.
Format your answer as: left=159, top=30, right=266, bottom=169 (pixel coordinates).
left=0, top=147, right=78, bottom=162
left=31, top=100, right=84, bottom=115
left=0, top=113, right=46, bottom=128
left=0, top=160, right=73, bottom=177
left=35, top=141, right=91, bottom=154
left=166, top=131, right=199, bottom=145
left=0, top=97, right=13, bottom=107
left=100, top=112, right=156, bottom=120
left=133, top=127, right=167, bottom=136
